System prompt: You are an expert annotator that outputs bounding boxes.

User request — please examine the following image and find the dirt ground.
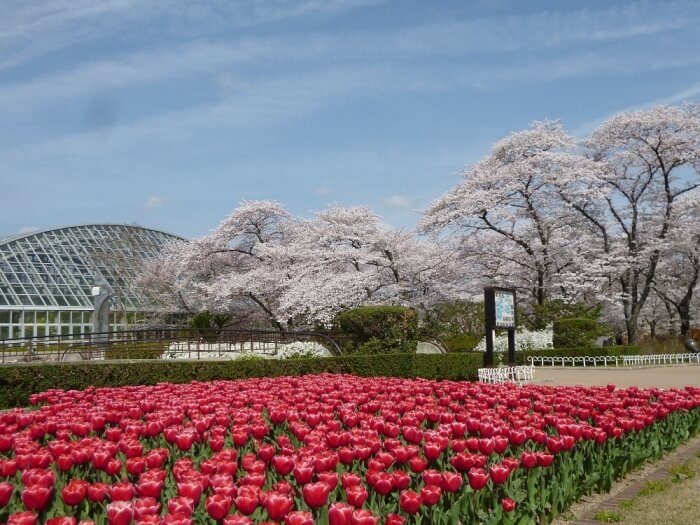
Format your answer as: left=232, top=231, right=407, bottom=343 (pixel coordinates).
left=536, top=364, right=700, bottom=389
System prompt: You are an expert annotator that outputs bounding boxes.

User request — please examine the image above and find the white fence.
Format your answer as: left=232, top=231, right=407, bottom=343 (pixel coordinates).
left=526, top=353, right=700, bottom=367
left=478, top=365, right=535, bottom=385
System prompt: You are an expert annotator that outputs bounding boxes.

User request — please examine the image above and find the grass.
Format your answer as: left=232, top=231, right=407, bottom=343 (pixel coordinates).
left=668, top=461, right=695, bottom=483
left=596, top=456, right=700, bottom=525
left=636, top=480, right=668, bottom=496
left=594, top=510, right=624, bottom=522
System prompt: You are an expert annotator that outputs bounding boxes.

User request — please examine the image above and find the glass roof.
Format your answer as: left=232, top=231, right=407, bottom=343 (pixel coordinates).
left=0, top=224, right=184, bottom=309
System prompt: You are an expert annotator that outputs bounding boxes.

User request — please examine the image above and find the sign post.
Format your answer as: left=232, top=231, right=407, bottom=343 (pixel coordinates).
left=92, top=277, right=113, bottom=344
left=484, top=287, right=517, bottom=366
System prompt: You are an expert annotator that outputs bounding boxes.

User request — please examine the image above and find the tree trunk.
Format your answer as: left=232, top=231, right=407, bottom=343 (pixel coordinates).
left=625, top=317, right=638, bottom=345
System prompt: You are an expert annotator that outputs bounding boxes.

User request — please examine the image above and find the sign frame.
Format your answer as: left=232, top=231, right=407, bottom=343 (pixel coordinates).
left=484, top=286, right=517, bottom=366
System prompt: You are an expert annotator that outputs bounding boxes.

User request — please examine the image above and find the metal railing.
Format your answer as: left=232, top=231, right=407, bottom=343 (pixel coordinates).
left=0, top=328, right=342, bottom=364
left=526, top=353, right=700, bottom=367
left=478, top=365, right=535, bottom=385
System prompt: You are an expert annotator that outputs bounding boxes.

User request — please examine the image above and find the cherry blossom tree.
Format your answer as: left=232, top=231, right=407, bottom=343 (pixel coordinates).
left=563, top=104, right=700, bottom=343
left=419, top=121, right=592, bottom=310
left=650, top=193, right=700, bottom=337
left=140, top=202, right=460, bottom=329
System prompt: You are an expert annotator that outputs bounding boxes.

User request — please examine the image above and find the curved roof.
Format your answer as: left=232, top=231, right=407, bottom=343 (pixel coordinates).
left=0, top=224, right=185, bottom=310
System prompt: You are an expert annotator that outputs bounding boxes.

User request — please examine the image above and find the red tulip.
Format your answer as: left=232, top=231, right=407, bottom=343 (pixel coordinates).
left=161, top=513, right=193, bottom=525
left=57, top=454, right=74, bottom=472
left=110, top=481, right=135, bottom=501
left=0, top=481, right=14, bottom=507
left=372, top=472, right=394, bottom=496
left=440, top=471, right=463, bottom=493
left=478, top=438, right=495, bottom=455
left=271, top=455, right=294, bottom=476
left=21, top=485, right=53, bottom=512
left=318, top=471, right=339, bottom=490
left=126, top=457, right=147, bottom=476
left=521, top=451, right=537, bottom=469
left=134, top=497, right=161, bottom=519
left=488, top=464, right=511, bottom=485
left=423, top=442, right=442, bottom=460
left=467, top=467, right=489, bottom=491
left=177, top=480, right=204, bottom=504
left=399, top=490, right=422, bottom=514
left=7, top=511, right=38, bottom=525
left=222, top=516, right=254, bottom=525
left=391, top=470, right=411, bottom=490
left=176, top=431, right=197, bottom=451
left=137, top=478, right=164, bottom=499
left=329, top=502, right=354, bottom=525
left=263, top=492, right=293, bottom=520
left=338, top=448, right=355, bottom=464
left=302, top=481, right=331, bottom=509
left=292, top=464, right=314, bottom=485
left=47, top=518, right=77, bottom=525
left=206, top=494, right=233, bottom=520
left=107, top=501, right=134, bottom=525
left=408, top=456, right=427, bottom=473
left=87, top=483, right=109, bottom=502
left=168, top=496, right=195, bottom=517
left=106, top=459, right=122, bottom=476
left=351, top=509, right=380, bottom=525
left=285, top=511, right=314, bottom=525
left=345, top=485, right=368, bottom=508
left=536, top=453, right=555, bottom=467
left=22, top=468, right=55, bottom=488
left=136, top=517, right=161, bottom=524
left=420, top=484, right=441, bottom=506
left=384, top=513, right=405, bottom=525
left=0, top=459, right=18, bottom=477
left=502, top=497, right=516, bottom=512
left=62, top=480, right=88, bottom=506
left=421, top=469, right=441, bottom=486
left=341, top=473, right=362, bottom=489
left=234, top=487, right=259, bottom=515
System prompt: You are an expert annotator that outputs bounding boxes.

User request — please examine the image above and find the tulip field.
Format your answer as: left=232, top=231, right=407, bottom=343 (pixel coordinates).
left=0, top=375, right=699, bottom=525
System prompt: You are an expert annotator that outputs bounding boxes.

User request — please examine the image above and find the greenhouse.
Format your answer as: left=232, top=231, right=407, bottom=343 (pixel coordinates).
left=0, top=224, right=184, bottom=340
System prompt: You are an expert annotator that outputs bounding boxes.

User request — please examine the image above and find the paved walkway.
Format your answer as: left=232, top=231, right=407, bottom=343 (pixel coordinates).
left=537, top=364, right=700, bottom=389
left=562, top=434, right=700, bottom=524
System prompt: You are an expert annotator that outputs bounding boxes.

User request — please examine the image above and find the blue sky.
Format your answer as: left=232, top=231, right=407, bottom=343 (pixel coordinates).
left=2, top=0, right=700, bottom=239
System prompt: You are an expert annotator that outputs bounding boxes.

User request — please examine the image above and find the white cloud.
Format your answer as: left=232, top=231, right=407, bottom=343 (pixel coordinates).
left=17, top=226, right=39, bottom=234
left=0, top=0, right=385, bottom=72
left=314, top=186, right=333, bottom=196
left=143, top=196, right=165, bottom=209
left=3, top=1, right=699, bottom=116
left=382, top=195, right=417, bottom=210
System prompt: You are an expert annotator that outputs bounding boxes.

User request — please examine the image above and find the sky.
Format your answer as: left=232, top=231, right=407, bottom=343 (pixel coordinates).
left=2, top=0, right=700, bottom=240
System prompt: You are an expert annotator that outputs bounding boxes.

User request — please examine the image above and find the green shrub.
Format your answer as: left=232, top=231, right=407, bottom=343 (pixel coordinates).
left=336, top=305, right=418, bottom=354
left=104, top=342, right=168, bottom=360
left=523, top=299, right=602, bottom=330
left=0, top=352, right=484, bottom=409
left=420, top=300, right=484, bottom=339
left=441, top=334, right=481, bottom=352
left=553, top=318, right=609, bottom=348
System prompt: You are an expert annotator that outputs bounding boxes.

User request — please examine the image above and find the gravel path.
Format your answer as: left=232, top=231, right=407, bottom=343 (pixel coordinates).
left=536, top=364, right=700, bottom=388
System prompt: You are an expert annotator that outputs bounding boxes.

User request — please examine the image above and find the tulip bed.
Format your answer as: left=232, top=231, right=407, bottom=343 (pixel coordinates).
left=0, top=375, right=699, bottom=525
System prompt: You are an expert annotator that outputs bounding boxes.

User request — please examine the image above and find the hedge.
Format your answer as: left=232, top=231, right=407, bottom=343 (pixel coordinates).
left=552, top=318, right=608, bottom=348
left=0, top=352, right=484, bottom=409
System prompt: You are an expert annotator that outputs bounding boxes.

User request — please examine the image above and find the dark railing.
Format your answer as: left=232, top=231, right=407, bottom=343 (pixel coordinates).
left=0, top=328, right=342, bottom=364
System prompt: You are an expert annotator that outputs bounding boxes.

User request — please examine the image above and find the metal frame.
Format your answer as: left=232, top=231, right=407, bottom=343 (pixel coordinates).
left=0, top=328, right=343, bottom=363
